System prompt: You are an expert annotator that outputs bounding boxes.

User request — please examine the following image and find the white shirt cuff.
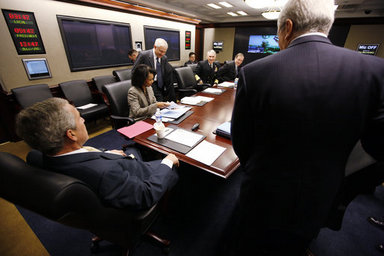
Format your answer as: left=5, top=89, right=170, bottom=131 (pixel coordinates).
left=161, top=158, right=173, bottom=169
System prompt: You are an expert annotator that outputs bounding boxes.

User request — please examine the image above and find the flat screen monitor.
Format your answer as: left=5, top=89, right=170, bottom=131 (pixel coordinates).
left=22, top=58, right=51, bottom=80
left=213, top=41, right=223, bottom=51
left=248, top=35, right=279, bottom=54
left=57, top=16, right=133, bottom=71
left=357, top=44, right=380, bottom=56
left=144, top=26, right=180, bottom=61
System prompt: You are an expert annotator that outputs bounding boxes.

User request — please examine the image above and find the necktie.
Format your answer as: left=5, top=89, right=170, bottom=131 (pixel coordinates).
left=156, top=57, right=163, bottom=89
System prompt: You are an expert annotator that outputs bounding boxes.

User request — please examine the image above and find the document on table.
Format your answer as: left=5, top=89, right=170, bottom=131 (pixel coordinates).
left=180, top=96, right=214, bottom=105
left=202, top=88, right=224, bottom=94
left=186, top=140, right=226, bottom=166
left=165, top=128, right=204, bottom=147
left=218, top=81, right=235, bottom=88
left=77, top=103, right=97, bottom=110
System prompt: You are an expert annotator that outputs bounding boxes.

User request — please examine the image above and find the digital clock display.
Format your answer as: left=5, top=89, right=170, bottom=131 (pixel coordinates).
left=2, top=9, right=46, bottom=55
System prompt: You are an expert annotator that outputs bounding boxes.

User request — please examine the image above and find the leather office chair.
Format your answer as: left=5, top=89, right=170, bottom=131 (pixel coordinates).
left=113, top=68, right=132, bottom=81
left=59, top=80, right=109, bottom=122
left=0, top=151, right=170, bottom=255
left=186, top=63, right=198, bottom=73
left=92, top=75, right=117, bottom=92
left=11, top=84, right=53, bottom=108
left=102, top=80, right=135, bottom=129
left=174, top=67, right=199, bottom=99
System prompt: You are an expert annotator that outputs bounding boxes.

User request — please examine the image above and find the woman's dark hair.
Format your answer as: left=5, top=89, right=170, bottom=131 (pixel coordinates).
left=132, top=64, right=156, bottom=89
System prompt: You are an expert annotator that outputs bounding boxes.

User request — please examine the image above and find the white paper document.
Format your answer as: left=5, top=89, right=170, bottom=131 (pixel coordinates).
left=77, top=103, right=97, bottom=110
left=180, top=96, right=214, bottom=105
left=165, top=129, right=204, bottom=147
left=186, top=140, right=226, bottom=166
left=218, top=81, right=235, bottom=88
left=203, top=88, right=223, bottom=94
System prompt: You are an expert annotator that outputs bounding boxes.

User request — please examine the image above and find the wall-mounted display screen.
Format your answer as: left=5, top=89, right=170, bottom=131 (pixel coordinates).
left=22, top=58, right=51, bottom=80
left=213, top=41, right=223, bottom=51
left=357, top=44, right=380, bottom=56
left=144, top=26, right=180, bottom=61
left=57, top=16, right=133, bottom=71
left=2, top=9, right=46, bottom=55
left=248, top=35, right=279, bottom=54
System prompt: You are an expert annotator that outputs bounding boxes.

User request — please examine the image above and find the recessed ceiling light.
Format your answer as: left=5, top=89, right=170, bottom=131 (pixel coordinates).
left=207, top=3, right=222, bottom=9
left=262, top=10, right=280, bottom=20
left=227, top=12, right=238, bottom=16
left=219, top=2, right=233, bottom=8
left=237, top=11, right=248, bottom=16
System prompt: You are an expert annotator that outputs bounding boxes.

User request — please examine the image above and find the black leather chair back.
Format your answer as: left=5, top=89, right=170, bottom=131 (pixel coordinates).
left=113, top=69, right=132, bottom=81
left=59, top=80, right=93, bottom=107
left=186, top=63, right=198, bottom=73
left=175, top=67, right=197, bottom=89
left=11, top=84, right=53, bottom=108
left=92, top=75, right=117, bottom=92
left=103, top=80, right=132, bottom=118
left=0, top=151, right=158, bottom=249
left=59, top=80, right=109, bottom=122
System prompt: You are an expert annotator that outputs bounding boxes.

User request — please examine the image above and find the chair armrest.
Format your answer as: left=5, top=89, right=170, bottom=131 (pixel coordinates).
left=110, top=115, right=135, bottom=125
left=177, top=88, right=197, bottom=93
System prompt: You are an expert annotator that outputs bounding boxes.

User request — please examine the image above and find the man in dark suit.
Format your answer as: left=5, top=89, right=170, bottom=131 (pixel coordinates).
left=195, top=49, right=220, bottom=86
left=230, top=0, right=384, bottom=255
left=132, top=38, right=175, bottom=102
left=217, top=53, right=244, bottom=83
left=16, top=97, right=179, bottom=210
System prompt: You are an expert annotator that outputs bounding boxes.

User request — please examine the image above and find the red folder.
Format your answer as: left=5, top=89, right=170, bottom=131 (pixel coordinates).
left=117, top=121, right=153, bottom=138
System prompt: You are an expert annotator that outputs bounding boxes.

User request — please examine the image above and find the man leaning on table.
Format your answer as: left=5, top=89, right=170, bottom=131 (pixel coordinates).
left=16, top=97, right=179, bottom=210
left=229, top=0, right=384, bottom=255
left=195, top=49, right=220, bottom=86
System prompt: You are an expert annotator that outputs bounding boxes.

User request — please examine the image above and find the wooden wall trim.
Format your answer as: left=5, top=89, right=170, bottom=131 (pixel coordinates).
left=59, top=0, right=201, bottom=24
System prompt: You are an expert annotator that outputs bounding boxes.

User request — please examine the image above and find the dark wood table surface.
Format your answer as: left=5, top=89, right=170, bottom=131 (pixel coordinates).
left=133, top=87, right=240, bottom=179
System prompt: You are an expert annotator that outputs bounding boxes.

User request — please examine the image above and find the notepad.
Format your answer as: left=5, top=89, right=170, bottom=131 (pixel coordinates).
left=186, top=140, right=226, bottom=166
left=117, top=121, right=153, bottom=138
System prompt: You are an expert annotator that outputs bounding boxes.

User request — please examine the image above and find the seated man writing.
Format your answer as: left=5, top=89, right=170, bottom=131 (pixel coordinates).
left=16, top=97, right=179, bottom=210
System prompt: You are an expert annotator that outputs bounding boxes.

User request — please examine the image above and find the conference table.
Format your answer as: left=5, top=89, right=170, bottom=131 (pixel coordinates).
left=133, top=87, right=240, bottom=179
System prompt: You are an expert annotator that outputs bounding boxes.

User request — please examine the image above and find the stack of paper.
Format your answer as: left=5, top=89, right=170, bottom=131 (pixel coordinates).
left=218, top=81, right=235, bottom=88
left=202, top=88, right=224, bottom=94
left=180, top=96, right=214, bottom=105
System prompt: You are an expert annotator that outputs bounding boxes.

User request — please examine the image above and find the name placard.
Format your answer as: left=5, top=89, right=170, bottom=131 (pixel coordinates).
left=2, top=9, right=46, bottom=55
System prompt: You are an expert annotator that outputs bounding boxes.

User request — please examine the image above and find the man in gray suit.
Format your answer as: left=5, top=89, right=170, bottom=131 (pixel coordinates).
left=132, top=38, right=176, bottom=102
left=230, top=0, right=384, bottom=255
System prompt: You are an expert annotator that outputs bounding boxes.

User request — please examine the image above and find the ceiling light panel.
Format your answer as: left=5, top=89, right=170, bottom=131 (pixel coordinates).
left=219, top=2, right=233, bottom=8
left=227, top=11, right=238, bottom=16
left=237, top=11, right=248, bottom=16
left=207, top=3, right=222, bottom=9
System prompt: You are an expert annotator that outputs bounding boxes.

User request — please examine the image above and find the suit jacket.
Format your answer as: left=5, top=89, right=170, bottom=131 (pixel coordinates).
left=42, top=151, right=178, bottom=210
left=128, top=86, right=157, bottom=121
left=231, top=35, right=384, bottom=241
left=217, top=60, right=240, bottom=83
left=195, top=60, right=220, bottom=85
left=132, top=49, right=175, bottom=102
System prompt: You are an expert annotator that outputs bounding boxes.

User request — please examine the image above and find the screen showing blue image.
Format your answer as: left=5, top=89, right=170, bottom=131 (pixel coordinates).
left=248, top=35, right=280, bottom=54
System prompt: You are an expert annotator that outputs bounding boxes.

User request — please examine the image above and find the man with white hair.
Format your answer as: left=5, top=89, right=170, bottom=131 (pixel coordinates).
left=133, top=38, right=175, bottom=102
left=230, top=0, right=384, bottom=255
left=195, top=49, right=220, bottom=86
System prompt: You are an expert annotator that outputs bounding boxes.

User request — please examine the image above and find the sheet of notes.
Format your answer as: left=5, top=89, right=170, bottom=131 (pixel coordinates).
left=186, top=140, right=226, bottom=166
